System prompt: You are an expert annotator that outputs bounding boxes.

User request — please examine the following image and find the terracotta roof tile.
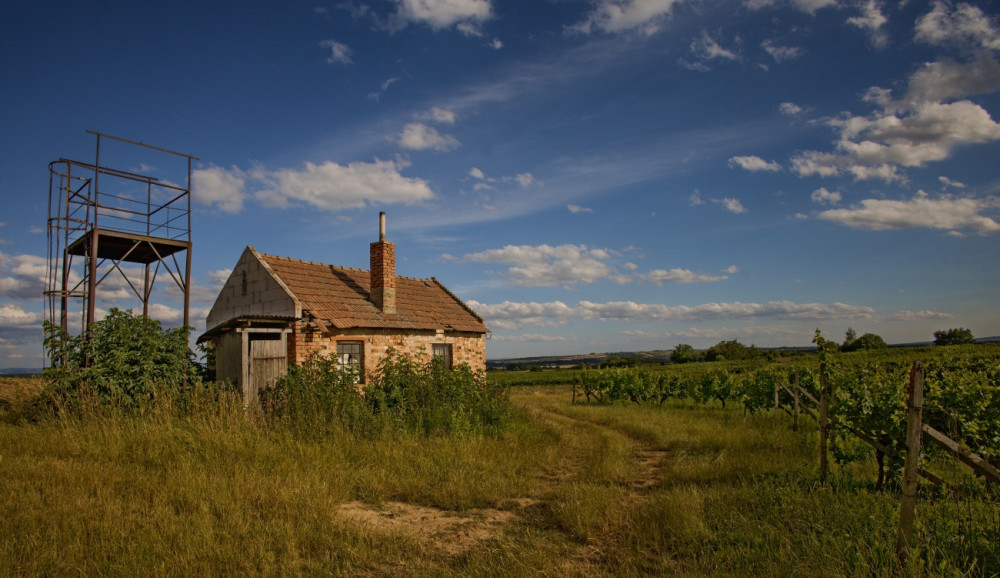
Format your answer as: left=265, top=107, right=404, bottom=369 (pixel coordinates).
left=258, top=252, right=488, bottom=334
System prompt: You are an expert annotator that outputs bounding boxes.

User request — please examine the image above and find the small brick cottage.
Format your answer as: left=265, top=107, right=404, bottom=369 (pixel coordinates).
left=199, top=213, right=488, bottom=406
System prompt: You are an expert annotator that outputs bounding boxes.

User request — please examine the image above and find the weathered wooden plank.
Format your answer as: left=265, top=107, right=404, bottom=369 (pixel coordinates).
left=921, top=423, right=1000, bottom=485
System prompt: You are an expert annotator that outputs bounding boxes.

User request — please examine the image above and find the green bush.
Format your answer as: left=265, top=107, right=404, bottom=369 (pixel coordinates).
left=41, top=308, right=213, bottom=417
left=263, top=348, right=512, bottom=438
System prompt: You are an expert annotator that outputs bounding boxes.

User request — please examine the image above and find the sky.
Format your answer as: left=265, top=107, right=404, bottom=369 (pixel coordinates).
left=2, top=0, right=1000, bottom=367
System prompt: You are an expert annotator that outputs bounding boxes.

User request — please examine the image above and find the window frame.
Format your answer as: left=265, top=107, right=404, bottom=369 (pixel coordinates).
left=336, top=341, right=364, bottom=383
left=432, top=343, right=453, bottom=370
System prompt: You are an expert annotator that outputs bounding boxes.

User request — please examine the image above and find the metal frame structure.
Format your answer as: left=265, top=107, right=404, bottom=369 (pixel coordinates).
left=45, top=131, right=197, bottom=363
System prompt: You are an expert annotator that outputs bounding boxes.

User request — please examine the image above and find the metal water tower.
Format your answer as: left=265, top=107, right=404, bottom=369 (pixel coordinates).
left=45, top=131, right=197, bottom=361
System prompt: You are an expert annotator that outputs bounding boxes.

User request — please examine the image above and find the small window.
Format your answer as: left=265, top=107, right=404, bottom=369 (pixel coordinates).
left=337, top=341, right=364, bottom=383
left=432, top=343, right=453, bottom=370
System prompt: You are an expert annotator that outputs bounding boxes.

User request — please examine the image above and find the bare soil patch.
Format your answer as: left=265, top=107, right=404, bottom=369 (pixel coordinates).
left=337, top=500, right=523, bottom=556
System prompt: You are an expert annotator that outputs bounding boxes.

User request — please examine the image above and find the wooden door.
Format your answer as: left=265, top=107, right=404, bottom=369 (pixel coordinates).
left=249, top=339, right=286, bottom=407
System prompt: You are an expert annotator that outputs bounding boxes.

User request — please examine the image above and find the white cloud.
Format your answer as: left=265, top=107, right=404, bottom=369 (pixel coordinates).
left=915, top=1, right=1000, bottom=51
left=714, top=197, right=747, bottom=214
left=722, top=265, right=740, bottom=274
left=0, top=252, right=48, bottom=300
left=368, top=77, right=400, bottom=102
left=490, top=333, right=574, bottom=343
left=0, top=303, right=42, bottom=328
left=488, top=38, right=503, bottom=50
left=638, top=268, right=730, bottom=284
left=454, top=243, right=625, bottom=287
left=468, top=298, right=876, bottom=329
left=810, top=187, right=842, bottom=205
left=779, top=102, right=804, bottom=117
left=847, top=0, right=888, bottom=47
left=568, top=204, right=593, bottom=214
left=392, top=123, right=461, bottom=151
left=423, top=107, right=457, bottom=125
left=513, top=173, right=535, bottom=188
left=792, top=100, right=1000, bottom=181
left=569, top=0, right=684, bottom=35
left=682, top=30, right=741, bottom=70
left=469, top=167, right=486, bottom=179
left=319, top=39, right=353, bottom=64
left=192, top=165, right=246, bottom=213
left=938, top=176, right=965, bottom=189
left=817, top=192, right=1000, bottom=235
left=902, top=56, right=1000, bottom=107
left=761, top=39, right=803, bottom=62
left=890, top=309, right=953, bottom=321
left=688, top=191, right=705, bottom=206
left=729, top=155, right=781, bottom=172
left=391, top=0, right=493, bottom=35
left=253, top=159, right=435, bottom=211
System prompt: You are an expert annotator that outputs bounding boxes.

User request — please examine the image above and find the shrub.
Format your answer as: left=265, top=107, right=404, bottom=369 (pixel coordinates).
left=263, top=348, right=512, bottom=438
left=41, top=308, right=206, bottom=416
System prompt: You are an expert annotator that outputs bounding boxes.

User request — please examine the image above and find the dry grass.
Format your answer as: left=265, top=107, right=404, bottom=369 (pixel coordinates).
left=0, top=382, right=995, bottom=576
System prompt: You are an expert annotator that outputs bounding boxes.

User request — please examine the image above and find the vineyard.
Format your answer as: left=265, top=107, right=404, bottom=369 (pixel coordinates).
left=492, top=344, right=1000, bottom=478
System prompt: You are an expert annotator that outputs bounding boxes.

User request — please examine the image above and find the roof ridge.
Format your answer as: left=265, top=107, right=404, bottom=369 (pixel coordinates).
left=259, top=251, right=434, bottom=281
left=429, top=277, right=488, bottom=328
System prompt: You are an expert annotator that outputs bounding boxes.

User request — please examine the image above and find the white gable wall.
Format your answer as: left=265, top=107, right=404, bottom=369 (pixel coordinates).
left=205, top=246, right=300, bottom=331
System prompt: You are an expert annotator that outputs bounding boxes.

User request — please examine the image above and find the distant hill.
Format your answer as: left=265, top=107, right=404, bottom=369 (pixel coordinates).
left=487, top=338, right=1000, bottom=369
left=0, top=368, right=43, bottom=377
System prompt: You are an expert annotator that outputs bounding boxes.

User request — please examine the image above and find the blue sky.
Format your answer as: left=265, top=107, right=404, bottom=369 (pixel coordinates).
left=2, top=0, right=1000, bottom=366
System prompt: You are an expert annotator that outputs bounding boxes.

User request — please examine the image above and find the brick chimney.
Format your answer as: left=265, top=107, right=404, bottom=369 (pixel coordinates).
left=370, top=211, right=396, bottom=314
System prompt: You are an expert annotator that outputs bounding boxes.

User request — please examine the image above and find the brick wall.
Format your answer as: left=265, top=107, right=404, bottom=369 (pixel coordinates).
left=287, top=323, right=486, bottom=379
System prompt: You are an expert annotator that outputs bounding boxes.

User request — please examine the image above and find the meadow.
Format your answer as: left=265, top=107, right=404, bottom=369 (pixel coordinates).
left=1, top=361, right=997, bottom=576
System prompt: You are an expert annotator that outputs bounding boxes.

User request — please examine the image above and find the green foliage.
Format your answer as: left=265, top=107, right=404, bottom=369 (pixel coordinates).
left=841, top=331, right=888, bottom=353
left=599, top=355, right=641, bottom=368
left=41, top=308, right=206, bottom=416
left=263, top=348, right=512, bottom=438
left=671, top=343, right=698, bottom=364
left=703, top=339, right=749, bottom=362
left=934, top=327, right=976, bottom=346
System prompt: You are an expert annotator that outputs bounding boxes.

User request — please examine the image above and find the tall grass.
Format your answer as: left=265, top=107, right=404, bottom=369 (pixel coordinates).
left=1, top=378, right=995, bottom=575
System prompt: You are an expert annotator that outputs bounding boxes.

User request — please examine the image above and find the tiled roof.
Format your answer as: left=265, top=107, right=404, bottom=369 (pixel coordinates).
left=258, top=252, right=488, bottom=334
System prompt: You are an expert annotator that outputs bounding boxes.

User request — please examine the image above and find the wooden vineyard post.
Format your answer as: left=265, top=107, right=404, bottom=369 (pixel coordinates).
left=819, top=362, right=829, bottom=485
left=896, top=362, right=925, bottom=565
left=773, top=381, right=780, bottom=422
left=792, top=373, right=800, bottom=432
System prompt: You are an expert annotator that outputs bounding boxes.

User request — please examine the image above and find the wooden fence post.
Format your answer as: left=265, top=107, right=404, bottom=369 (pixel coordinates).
left=773, top=381, right=780, bottom=422
left=819, top=362, right=828, bottom=485
left=793, top=373, right=800, bottom=432
left=896, top=362, right=925, bottom=565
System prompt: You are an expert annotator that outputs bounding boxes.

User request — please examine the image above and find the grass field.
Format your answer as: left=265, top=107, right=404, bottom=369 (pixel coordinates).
left=1, top=377, right=996, bottom=576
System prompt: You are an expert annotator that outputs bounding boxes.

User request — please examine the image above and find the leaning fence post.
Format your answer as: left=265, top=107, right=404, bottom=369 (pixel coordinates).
left=819, top=362, right=829, bottom=484
left=897, top=362, right=925, bottom=565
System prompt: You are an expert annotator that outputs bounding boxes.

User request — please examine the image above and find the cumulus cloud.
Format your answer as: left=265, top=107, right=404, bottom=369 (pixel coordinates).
left=779, top=102, right=804, bottom=117
left=761, top=39, right=803, bottom=62
left=0, top=303, right=42, bottom=329
left=902, top=57, right=1000, bottom=107
left=451, top=244, right=627, bottom=287
left=0, top=252, right=48, bottom=300
left=253, top=159, right=435, bottom=211
left=938, top=176, right=965, bottom=189
left=392, top=123, right=461, bottom=151
left=569, top=0, right=684, bottom=35
left=916, top=1, right=1000, bottom=51
left=422, top=107, right=457, bottom=125
left=792, top=100, right=1000, bottom=181
left=729, top=155, right=782, bottom=172
left=847, top=0, right=888, bottom=47
left=469, top=167, right=485, bottom=179
left=638, top=268, right=730, bottom=284
left=319, top=39, right=353, bottom=64
left=890, top=309, right=953, bottom=321
left=390, top=0, right=493, bottom=35
left=468, top=298, right=876, bottom=329
left=713, top=197, right=747, bottom=214
left=817, top=191, right=1000, bottom=235
left=568, top=204, right=593, bottom=214
left=682, top=30, right=742, bottom=70
left=810, top=187, right=842, bottom=205
left=192, top=165, right=246, bottom=213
